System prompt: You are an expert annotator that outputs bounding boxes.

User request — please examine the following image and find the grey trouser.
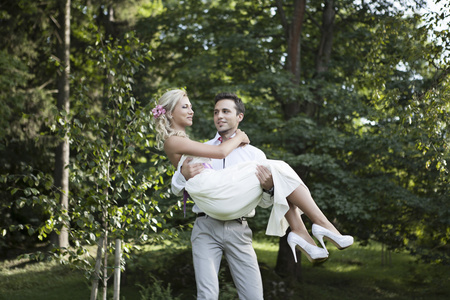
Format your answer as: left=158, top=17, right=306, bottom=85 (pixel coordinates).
left=191, top=214, right=264, bottom=300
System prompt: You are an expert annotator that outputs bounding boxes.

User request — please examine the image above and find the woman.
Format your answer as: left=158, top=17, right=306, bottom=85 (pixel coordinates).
left=154, top=89, right=353, bottom=263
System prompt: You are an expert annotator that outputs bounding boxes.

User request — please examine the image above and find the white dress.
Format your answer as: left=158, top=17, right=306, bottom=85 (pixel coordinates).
left=179, top=155, right=308, bottom=237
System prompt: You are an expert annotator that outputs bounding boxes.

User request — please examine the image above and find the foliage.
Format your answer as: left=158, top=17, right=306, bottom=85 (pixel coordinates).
left=0, top=0, right=59, bottom=256
left=54, top=31, right=180, bottom=277
left=137, top=280, right=181, bottom=300
left=133, top=0, right=449, bottom=264
left=0, top=0, right=448, bottom=274
left=0, top=31, right=182, bottom=284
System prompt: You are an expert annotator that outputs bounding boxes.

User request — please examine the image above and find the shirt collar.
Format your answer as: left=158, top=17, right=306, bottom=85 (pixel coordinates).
left=211, top=132, right=222, bottom=145
left=212, top=132, right=236, bottom=144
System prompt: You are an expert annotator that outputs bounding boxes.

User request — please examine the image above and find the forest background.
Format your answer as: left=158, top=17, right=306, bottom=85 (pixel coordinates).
left=0, top=0, right=448, bottom=299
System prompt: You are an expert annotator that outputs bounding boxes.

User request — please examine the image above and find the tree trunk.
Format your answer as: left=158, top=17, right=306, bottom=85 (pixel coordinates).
left=274, top=0, right=336, bottom=278
left=274, top=0, right=307, bottom=278
left=315, top=0, right=335, bottom=74
left=286, top=0, right=306, bottom=84
left=102, top=226, right=108, bottom=300
left=90, top=236, right=104, bottom=300
left=53, top=0, right=71, bottom=249
left=307, top=0, right=335, bottom=118
left=113, top=239, right=121, bottom=300
left=276, top=0, right=306, bottom=119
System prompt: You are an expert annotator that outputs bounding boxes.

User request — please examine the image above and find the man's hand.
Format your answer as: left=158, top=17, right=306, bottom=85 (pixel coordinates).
left=181, top=157, right=204, bottom=180
left=255, top=165, right=273, bottom=191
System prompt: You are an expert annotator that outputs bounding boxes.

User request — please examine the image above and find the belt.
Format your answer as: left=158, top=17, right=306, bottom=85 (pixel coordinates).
left=197, top=212, right=247, bottom=224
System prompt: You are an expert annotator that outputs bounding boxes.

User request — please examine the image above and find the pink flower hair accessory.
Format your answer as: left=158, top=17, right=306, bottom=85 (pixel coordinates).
left=152, top=105, right=166, bottom=119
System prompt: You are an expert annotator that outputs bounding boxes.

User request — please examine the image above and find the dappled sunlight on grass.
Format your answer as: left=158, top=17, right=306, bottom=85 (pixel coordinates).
left=329, top=264, right=360, bottom=272
left=1, top=237, right=448, bottom=300
left=253, top=239, right=279, bottom=268
left=0, top=260, right=89, bottom=300
left=253, top=239, right=279, bottom=251
left=254, top=237, right=450, bottom=300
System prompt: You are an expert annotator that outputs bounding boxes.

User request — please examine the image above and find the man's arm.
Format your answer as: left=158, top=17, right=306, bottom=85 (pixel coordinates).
left=255, top=165, right=274, bottom=208
left=171, top=169, right=186, bottom=197
left=170, top=157, right=204, bottom=196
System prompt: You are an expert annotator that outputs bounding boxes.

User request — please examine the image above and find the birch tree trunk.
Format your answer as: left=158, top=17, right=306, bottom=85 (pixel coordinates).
left=90, top=236, right=104, bottom=300
left=113, top=239, right=121, bottom=300
left=102, top=226, right=108, bottom=300
left=53, top=0, right=71, bottom=249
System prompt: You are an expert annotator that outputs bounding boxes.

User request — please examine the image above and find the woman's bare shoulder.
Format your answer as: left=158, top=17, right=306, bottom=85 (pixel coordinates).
left=164, top=135, right=188, bottom=150
left=163, top=137, right=185, bottom=167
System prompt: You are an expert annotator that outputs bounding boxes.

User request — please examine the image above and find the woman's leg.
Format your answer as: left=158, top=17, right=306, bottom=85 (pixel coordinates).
left=287, top=185, right=341, bottom=236
left=284, top=203, right=317, bottom=245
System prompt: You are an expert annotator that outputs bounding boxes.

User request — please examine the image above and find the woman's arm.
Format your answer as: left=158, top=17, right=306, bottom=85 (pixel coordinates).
left=164, top=130, right=249, bottom=160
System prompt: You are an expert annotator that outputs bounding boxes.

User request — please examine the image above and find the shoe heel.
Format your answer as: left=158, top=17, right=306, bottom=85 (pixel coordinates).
left=287, top=232, right=328, bottom=263
left=312, top=224, right=353, bottom=250
left=315, top=234, right=327, bottom=250
left=288, top=241, right=298, bottom=263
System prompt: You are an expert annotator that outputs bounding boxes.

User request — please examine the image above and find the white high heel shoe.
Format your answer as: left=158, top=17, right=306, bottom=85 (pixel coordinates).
left=312, top=224, right=354, bottom=250
left=287, top=232, right=329, bottom=263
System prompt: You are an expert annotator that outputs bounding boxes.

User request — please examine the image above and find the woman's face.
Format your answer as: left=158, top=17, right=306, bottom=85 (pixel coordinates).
left=171, top=96, right=194, bottom=130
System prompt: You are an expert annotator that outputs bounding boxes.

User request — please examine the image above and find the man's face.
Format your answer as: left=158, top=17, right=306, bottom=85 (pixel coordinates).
left=214, top=99, right=243, bottom=135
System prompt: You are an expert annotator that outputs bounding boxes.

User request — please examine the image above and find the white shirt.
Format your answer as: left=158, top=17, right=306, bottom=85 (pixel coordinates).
left=171, top=132, right=273, bottom=216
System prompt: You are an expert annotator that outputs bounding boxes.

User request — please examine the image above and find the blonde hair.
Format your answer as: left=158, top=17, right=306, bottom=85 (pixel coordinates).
left=154, top=89, right=188, bottom=150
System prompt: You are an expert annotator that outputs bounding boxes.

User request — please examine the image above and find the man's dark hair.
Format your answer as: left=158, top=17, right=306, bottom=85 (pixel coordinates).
left=214, top=92, right=245, bottom=115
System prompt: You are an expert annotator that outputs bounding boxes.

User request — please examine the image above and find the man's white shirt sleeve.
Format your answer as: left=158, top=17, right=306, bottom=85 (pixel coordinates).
left=171, top=167, right=186, bottom=197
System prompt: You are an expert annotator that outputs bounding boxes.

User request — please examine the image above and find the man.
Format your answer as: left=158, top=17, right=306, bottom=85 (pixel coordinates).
left=171, top=92, right=275, bottom=300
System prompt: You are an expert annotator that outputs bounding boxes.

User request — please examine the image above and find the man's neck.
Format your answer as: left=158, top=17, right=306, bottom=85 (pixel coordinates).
left=219, top=130, right=237, bottom=142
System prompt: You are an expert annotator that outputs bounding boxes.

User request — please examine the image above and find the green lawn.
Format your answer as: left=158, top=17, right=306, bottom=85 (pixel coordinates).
left=1, top=239, right=448, bottom=300
left=254, top=239, right=449, bottom=300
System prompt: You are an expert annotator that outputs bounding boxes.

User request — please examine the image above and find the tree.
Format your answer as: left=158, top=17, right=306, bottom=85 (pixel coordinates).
left=63, top=33, right=166, bottom=299
left=53, top=0, right=71, bottom=249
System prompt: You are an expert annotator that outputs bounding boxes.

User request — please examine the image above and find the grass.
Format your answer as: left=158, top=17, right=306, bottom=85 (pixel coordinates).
left=253, top=239, right=450, bottom=300
left=0, top=259, right=89, bottom=300
left=1, top=239, right=449, bottom=300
